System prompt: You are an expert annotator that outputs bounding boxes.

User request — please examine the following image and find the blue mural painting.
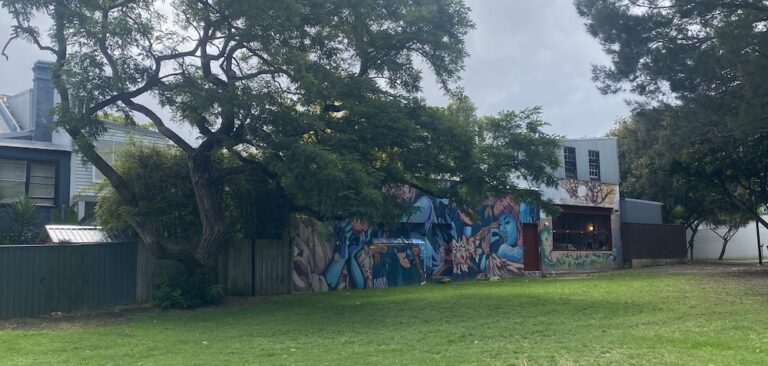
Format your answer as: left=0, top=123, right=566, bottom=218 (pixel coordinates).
left=292, top=187, right=540, bottom=292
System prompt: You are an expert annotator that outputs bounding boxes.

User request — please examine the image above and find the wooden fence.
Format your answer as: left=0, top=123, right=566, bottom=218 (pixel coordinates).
left=621, top=223, right=687, bottom=260
left=1, top=238, right=290, bottom=320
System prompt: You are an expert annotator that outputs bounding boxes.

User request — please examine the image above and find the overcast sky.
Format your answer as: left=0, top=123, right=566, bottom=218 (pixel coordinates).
left=0, top=0, right=631, bottom=138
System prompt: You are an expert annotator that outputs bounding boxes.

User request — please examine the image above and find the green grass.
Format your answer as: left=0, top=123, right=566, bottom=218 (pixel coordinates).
left=1, top=270, right=766, bottom=365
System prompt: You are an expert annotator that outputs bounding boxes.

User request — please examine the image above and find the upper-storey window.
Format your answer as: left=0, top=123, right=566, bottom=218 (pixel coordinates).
left=563, top=146, right=577, bottom=178
left=588, top=150, right=600, bottom=180
left=92, top=139, right=126, bottom=183
left=0, top=158, right=56, bottom=206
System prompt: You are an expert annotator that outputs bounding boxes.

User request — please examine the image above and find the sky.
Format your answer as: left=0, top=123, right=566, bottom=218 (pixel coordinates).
left=0, top=0, right=632, bottom=138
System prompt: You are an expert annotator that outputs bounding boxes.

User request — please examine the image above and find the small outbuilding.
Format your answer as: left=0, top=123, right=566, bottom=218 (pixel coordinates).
left=38, top=225, right=132, bottom=244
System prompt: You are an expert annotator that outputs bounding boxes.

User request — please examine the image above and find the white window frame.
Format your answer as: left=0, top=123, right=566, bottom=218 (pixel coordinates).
left=588, top=149, right=601, bottom=180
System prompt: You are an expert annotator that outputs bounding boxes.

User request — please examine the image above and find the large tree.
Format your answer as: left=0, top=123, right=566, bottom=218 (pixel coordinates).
left=609, top=108, right=722, bottom=260
left=2, top=0, right=561, bottom=272
left=577, top=0, right=768, bottom=230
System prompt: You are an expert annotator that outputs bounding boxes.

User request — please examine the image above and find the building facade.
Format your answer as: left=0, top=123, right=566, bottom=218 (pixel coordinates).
left=0, top=61, right=167, bottom=226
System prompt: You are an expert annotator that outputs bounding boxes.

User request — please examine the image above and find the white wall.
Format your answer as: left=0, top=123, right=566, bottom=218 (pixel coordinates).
left=71, top=122, right=168, bottom=202
left=688, top=215, right=768, bottom=260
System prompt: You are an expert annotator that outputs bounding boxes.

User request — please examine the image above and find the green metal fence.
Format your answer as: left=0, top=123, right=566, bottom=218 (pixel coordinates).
left=0, top=242, right=137, bottom=320
left=0, top=238, right=291, bottom=320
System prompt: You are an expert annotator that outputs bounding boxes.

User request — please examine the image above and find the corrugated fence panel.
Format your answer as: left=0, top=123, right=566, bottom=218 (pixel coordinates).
left=621, top=223, right=687, bottom=259
left=253, top=239, right=290, bottom=296
left=0, top=242, right=137, bottom=320
left=2, top=239, right=293, bottom=319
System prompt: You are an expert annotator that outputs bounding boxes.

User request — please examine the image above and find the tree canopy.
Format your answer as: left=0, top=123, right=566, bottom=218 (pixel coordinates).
left=577, top=0, right=768, bottom=236
left=2, top=0, right=562, bottom=271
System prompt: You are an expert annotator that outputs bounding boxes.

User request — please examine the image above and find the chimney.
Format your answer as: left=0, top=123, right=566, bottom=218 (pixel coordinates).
left=30, top=61, right=55, bottom=142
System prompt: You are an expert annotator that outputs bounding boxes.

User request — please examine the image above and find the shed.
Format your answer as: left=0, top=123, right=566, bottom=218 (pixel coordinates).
left=39, top=225, right=132, bottom=244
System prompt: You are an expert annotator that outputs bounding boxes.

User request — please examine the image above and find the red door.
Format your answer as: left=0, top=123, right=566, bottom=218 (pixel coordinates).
left=522, top=224, right=540, bottom=271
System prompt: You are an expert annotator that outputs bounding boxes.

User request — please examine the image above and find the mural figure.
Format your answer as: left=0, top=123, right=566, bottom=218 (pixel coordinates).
left=324, top=220, right=371, bottom=290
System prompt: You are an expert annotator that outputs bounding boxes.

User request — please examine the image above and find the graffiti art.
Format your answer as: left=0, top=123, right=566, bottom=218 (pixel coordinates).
left=291, top=192, right=538, bottom=292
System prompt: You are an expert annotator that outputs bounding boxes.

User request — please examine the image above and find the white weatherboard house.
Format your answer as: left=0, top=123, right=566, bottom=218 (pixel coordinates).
left=58, top=121, right=167, bottom=221
left=0, top=61, right=168, bottom=224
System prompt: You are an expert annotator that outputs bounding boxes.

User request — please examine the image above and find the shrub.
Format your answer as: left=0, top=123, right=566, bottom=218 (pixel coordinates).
left=153, top=269, right=224, bottom=309
left=4, top=196, right=41, bottom=244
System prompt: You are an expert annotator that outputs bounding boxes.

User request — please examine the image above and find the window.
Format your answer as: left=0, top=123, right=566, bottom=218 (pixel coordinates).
left=553, top=212, right=612, bottom=251
left=0, top=159, right=26, bottom=203
left=28, top=162, right=56, bottom=205
left=588, top=150, right=600, bottom=180
left=0, top=158, right=56, bottom=205
left=92, top=139, right=126, bottom=182
left=563, top=146, right=577, bottom=178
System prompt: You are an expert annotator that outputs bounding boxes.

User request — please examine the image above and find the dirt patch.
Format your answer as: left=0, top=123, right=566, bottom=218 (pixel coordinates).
left=633, top=261, right=768, bottom=276
left=0, top=305, right=156, bottom=332
left=633, top=261, right=768, bottom=293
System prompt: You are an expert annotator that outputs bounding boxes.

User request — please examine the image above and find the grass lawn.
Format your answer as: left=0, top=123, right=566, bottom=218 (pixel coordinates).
left=1, top=266, right=766, bottom=365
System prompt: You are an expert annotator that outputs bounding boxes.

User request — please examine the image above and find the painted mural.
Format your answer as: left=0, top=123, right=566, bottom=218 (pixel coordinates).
left=536, top=178, right=621, bottom=272
left=542, top=178, right=617, bottom=207
left=538, top=220, right=617, bottom=270
left=291, top=192, right=538, bottom=292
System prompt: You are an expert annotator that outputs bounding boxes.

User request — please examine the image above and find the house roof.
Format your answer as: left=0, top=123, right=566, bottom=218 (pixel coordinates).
left=0, top=90, right=32, bottom=133
left=0, top=96, right=19, bottom=133
left=39, top=225, right=133, bottom=244
left=6, top=90, right=31, bottom=130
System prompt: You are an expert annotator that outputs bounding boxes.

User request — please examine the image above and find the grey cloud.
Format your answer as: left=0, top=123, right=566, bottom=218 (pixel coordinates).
left=423, top=0, right=632, bottom=137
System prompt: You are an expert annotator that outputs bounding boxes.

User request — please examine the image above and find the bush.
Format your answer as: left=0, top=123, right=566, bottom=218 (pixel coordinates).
left=153, top=269, right=224, bottom=309
left=4, top=196, right=41, bottom=244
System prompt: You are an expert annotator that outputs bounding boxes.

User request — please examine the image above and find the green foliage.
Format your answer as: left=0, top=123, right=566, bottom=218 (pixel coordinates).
left=51, top=206, right=79, bottom=225
left=608, top=109, right=721, bottom=228
left=96, top=143, right=201, bottom=239
left=97, top=143, right=294, bottom=240
left=153, top=269, right=224, bottom=310
left=580, top=1, right=768, bottom=230
left=4, top=196, right=41, bottom=245
left=3, top=0, right=561, bottom=269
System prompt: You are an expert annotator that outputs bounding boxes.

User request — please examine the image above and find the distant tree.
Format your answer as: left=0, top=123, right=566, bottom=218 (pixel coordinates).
left=575, top=0, right=768, bottom=130
left=608, top=108, right=721, bottom=260
left=707, top=210, right=752, bottom=261
left=580, top=0, right=768, bottom=233
left=681, top=132, right=768, bottom=231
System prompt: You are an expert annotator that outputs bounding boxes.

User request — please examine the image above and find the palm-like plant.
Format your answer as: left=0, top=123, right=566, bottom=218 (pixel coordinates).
left=6, top=196, right=41, bottom=244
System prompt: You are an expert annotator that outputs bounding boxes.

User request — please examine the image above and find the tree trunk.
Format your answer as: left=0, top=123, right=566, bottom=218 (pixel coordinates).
left=688, top=226, right=699, bottom=262
left=718, top=239, right=729, bottom=260
left=188, top=152, right=229, bottom=271
left=130, top=217, right=203, bottom=270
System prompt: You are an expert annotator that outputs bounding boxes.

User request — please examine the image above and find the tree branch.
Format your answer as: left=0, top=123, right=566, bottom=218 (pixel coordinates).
left=121, top=99, right=194, bottom=153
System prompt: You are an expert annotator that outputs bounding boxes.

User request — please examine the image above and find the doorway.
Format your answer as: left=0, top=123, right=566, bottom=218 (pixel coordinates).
left=522, top=224, right=540, bottom=271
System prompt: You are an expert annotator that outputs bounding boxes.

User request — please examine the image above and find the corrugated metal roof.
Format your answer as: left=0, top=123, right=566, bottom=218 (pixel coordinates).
left=0, top=95, right=19, bottom=133
left=41, top=225, right=133, bottom=244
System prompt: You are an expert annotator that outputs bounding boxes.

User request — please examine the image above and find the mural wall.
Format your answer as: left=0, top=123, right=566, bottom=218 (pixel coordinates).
left=291, top=179, right=624, bottom=292
left=291, top=190, right=537, bottom=292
